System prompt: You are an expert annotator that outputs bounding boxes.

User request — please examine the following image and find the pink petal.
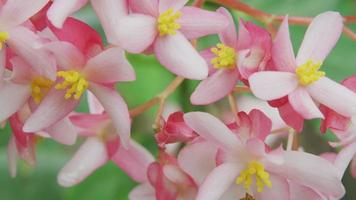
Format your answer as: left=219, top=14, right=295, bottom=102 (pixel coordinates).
left=129, top=0, right=158, bottom=17
left=190, top=69, right=238, bottom=105
left=58, top=137, right=108, bottom=187
left=45, top=117, right=77, bottom=145
left=84, top=47, right=135, bottom=84
left=87, top=91, right=104, bottom=114
left=91, top=0, right=128, bottom=44
left=89, top=83, right=131, bottom=148
left=333, top=143, right=356, bottom=178
left=272, top=16, right=296, bottom=72
left=0, top=48, right=5, bottom=85
left=307, top=77, right=356, bottom=117
left=254, top=174, right=289, bottom=200
left=219, top=184, right=245, bottom=200
left=0, top=82, right=31, bottom=122
left=236, top=19, right=251, bottom=50
left=217, top=7, right=237, bottom=48
left=249, top=72, right=298, bottom=100
left=47, top=0, right=88, bottom=28
left=7, top=136, right=17, bottom=178
left=289, top=182, right=324, bottom=200
left=7, top=26, right=57, bottom=80
left=248, top=109, right=272, bottom=141
left=43, top=41, right=85, bottom=70
left=246, top=138, right=266, bottom=158
left=154, top=32, right=208, bottom=80
left=23, top=88, right=80, bottom=132
left=351, top=155, right=356, bottom=178
left=111, top=139, right=155, bottom=183
left=9, top=56, right=35, bottom=84
left=0, top=0, right=49, bottom=29
left=342, top=75, right=356, bottom=92
left=184, top=112, right=241, bottom=151
left=178, top=6, right=228, bottom=40
left=159, top=0, right=188, bottom=13
left=278, top=101, right=304, bottom=132
left=115, top=14, right=157, bottom=53
left=288, top=87, right=323, bottom=119
left=268, top=151, right=345, bottom=198
left=296, top=12, right=343, bottom=65
left=178, top=140, right=218, bottom=184
left=196, top=163, right=241, bottom=200
left=129, top=183, right=156, bottom=200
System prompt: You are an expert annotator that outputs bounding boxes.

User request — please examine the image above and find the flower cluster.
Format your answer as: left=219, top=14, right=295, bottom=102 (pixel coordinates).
left=0, top=0, right=355, bottom=200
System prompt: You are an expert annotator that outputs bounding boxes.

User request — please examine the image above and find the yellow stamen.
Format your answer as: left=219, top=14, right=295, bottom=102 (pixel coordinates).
left=236, top=161, right=272, bottom=193
left=55, top=70, right=89, bottom=100
left=31, top=77, right=53, bottom=104
left=295, top=59, right=325, bottom=86
left=157, top=8, right=182, bottom=36
left=211, top=43, right=236, bottom=69
left=0, top=31, right=9, bottom=50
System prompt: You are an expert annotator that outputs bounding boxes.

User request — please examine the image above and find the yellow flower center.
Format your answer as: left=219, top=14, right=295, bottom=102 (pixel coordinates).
left=157, top=8, right=182, bottom=36
left=31, top=76, right=53, bottom=104
left=295, top=59, right=325, bottom=86
left=211, top=43, right=236, bottom=69
left=236, top=161, right=272, bottom=193
left=0, top=31, right=9, bottom=50
left=55, top=70, right=89, bottom=100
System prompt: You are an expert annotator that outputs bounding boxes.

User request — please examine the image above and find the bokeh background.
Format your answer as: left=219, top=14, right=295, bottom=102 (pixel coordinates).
left=0, top=0, right=355, bottom=199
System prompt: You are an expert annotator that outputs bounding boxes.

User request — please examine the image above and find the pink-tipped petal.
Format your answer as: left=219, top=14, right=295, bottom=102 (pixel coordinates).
left=190, top=69, right=238, bottom=105
left=46, top=118, right=77, bottom=145
left=0, top=0, right=49, bottom=29
left=296, top=12, right=343, bottom=65
left=307, top=77, right=356, bottom=117
left=289, top=182, right=324, bottom=200
left=154, top=32, right=208, bottom=80
left=89, top=83, right=131, bottom=148
left=278, top=101, right=304, bottom=132
left=7, top=27, right=56, bottom=80
left=23, top=88, right=80, bottom=132
left=178, top=141, right=218, bottom=184
left=288, top=87, right=324, bottom=119
left=0, top=82, right=31, bottom=122
left=112, top=140, right=155, bottom=183
left=254, top=174, right=289, bottom=200
left=7, top=136, right=17, bottom=178
left=178, top=6, right=228, bottom=40
left=91, top=0, right=128, bottom=44
left=159, top=0, right=188, bottom=13
left=47, top=0, right=88, bottom=28
left=87, top=91, right=104, bottom=114
left=272, top=16, right=296, bottom=72
left=129, top=0, right=158, bottom=17
left=217, top=7, right=237, bottom=48
left=236, top=19, right=252, bottom=50
left=129, top=183, right=156, bottom=200
left=184, top=112, right=241, bottom=151
left=334, top=143, right=356, bottom=178
left=268, top=151, right=345, bottom=198
left=115, top=14, right=157, bottom=53
left=58, top=137, right=108, bottom=187
left=84, top=47, right=135, bottom=83
left=43, top=41, right=85, bottom=70
left=196, top=163, right=241, bottom=200
left=249, top=72, right=298, bottom=100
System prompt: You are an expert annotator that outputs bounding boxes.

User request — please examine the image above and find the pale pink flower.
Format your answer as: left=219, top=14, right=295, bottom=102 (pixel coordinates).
left=112, top=0, right=229, bottom=79
left=249, top=12, right=356, bottom=120
left=183, top=112, right=345, bottom=200
left=191, top=8, right=272, bottom=105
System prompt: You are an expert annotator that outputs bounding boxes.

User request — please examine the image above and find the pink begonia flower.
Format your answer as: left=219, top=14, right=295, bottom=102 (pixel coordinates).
left=1, top=56, right=77, bottom=145
left=0, top=0, right=56, bottom=81
left=129, top=151, right=198, bottom=200
left=191, top=8, right=272, bottom=105
left=183, top=112, right=345, bottom=200
left=112, top=0, right=229, bottom=80
left=58, top=96, right=154, bottom=187
left=249, top=12, right=356, bottom=120
left=156, top=111, right=197, bottom=148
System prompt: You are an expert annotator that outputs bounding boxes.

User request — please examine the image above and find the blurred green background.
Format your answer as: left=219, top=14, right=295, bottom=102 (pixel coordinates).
left=0, top=0, right=355, bottom=199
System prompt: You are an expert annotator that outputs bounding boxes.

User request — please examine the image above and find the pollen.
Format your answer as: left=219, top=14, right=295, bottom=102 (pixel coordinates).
left=31, top=77, right=53, bottom=104
left=211, top=43, right=236, bottom=69
left=295, top=59, right=325, bottom=86
left=55, top=70, right=89, bottom=100
left=236, top=161, right=272, bottom=193
left=157, top=8, right=182, bottom=36
left=0, top=31, right=9, bottom=50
